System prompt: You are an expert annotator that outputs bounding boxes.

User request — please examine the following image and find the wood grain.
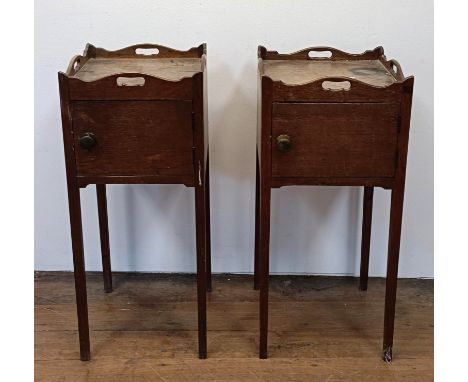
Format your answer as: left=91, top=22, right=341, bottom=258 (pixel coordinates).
left=96, top=184, right=112, bottom=293
left=66, top=73, right=194, bottom=101
left=359, top=187, right=374, bottom=291
left=35, top=273, right=433, bottom=381
left=271, top=78, right=406, bottom=103
left=72, top=100, right=194, bottom=176
left=72, top=58, right=202, bottom=82
left=263, top=60, right=396, bottom=86
left=271, top=103, right=399, bottom=178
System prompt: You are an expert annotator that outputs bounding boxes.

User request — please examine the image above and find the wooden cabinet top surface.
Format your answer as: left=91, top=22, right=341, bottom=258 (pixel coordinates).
left=262, top=59, right=396, bottom=87
left=62, top=43, right=206, bottom=82
left=258, top=46, right=408, bottom=87
left=71, top=57, right=203, bottom=82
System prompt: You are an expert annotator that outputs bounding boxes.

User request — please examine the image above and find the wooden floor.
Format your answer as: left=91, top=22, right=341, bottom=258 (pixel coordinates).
left=35, top=272, right=433, bottom=381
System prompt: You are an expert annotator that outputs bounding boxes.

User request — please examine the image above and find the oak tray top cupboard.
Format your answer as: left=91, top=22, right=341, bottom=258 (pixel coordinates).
left=254, top=46, right=414, bottom=362
left=58, top=43, right=211, bottom=360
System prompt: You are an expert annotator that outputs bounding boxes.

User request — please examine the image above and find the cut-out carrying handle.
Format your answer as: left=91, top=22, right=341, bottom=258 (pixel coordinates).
left=387, top=59, right=404, bottom=79
left=106, top=43, right=165, bottom=57
left=131, top=44, right=166, bottom=56
left=131, top=43, right=172, bottom=55
left=116, top=76, right=146, bottom=86
left=66, top=55, right=85, bottom=75
left=135, top=47, right=159, bottom=56
left=321, top=79, right=351, bottom=91
left=307, top=47, right=334, bottom=59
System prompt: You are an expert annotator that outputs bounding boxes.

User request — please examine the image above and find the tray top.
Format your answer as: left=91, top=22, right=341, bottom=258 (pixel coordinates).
left=71, top=57, right=203, bottom=82
left=262, top=59, right=396, bottom=87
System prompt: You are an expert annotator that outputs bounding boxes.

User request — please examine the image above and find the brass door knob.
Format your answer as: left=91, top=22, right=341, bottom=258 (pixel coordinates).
left=276, top=134, right=291, bottom=152
left=79, top=133, right=97, bottom=150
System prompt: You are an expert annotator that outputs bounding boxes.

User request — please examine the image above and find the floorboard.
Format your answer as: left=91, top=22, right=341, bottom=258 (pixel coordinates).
left=35, top=272, right=433, bottom=381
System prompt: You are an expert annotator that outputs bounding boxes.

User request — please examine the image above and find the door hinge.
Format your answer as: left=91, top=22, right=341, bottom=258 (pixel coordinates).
left=191, top=111, right=196, bottom=165
left=198, top=160, right=202, bottom=186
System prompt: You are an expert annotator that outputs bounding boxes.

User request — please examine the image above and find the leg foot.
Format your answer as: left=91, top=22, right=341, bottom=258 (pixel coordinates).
left=382, top=345, right=393, bottom=363
left=80, top=349, right=91, bottom=361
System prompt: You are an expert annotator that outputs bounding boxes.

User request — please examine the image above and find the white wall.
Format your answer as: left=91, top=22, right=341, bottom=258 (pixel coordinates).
left=35, top=0, right=433, bottom=277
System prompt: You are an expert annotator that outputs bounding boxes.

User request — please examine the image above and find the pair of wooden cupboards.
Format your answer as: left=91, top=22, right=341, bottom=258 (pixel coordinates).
left=59, top=43, right=414, bottom=362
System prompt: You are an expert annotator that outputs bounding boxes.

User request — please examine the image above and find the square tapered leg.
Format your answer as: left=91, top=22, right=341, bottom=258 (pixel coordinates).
left=205, top=155, right=212, bottom=292
left=195, top=177, right=208, bottom=359
left=259, top=178, right=271, bottom=359
left=96, top=184, right=112, bottom=293
left=383, top=184, right=405, bottom=362
left=359, top=186, right=374, bottom=291
left=66, top=183, right=90, bottom=361
left=254, top=150, right=260, bottom=290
